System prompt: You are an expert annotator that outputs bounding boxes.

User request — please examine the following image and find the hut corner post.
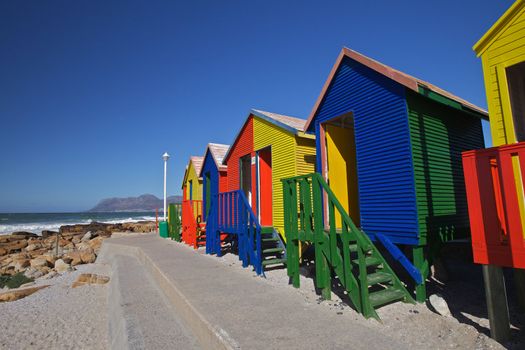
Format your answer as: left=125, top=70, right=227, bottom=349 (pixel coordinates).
left=483, top=264, right=511, bottom=343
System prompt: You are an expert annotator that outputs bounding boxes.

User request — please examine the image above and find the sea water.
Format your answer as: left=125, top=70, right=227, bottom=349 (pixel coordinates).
left=0, top=212, right=157, bottom=235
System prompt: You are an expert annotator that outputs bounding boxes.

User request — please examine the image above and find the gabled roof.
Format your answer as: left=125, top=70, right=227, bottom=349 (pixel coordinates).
left=223, top=109, right=308, bottom=164
left=474, top=0, right=524, bottom=56
left=199, top=143, right=229, bottom=177
left=181, top=156, right=204, bottom=189
left=304, top=47, right=488, bottom=131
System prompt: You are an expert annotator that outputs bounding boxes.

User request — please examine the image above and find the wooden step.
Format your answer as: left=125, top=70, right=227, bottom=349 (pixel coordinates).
left=262, top=237, right=280, bottom=242
left=367, top=271, right=393, bottom=285
left=262, top=258, right=287, bottom=267
left=352, top=256, right=382, bottom=267
left=262, top=247, right=284, bottom=254
left=369, top=287, right=406, bottom=308
left=261, top=227, right=274, bottom=234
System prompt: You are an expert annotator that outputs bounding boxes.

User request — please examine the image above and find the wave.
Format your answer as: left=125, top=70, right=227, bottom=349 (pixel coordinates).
left=0, top=216, right=157, bottom=235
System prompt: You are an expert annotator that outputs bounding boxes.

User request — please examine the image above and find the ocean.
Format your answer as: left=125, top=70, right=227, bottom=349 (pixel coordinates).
left=0, top=212, right=157, bottom=235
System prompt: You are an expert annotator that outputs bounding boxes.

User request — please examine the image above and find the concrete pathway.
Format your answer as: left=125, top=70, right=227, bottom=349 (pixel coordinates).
left=100, top=233, right=408, bottom=350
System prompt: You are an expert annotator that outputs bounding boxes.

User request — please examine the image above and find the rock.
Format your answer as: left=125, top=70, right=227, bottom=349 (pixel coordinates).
left=25, top=243, right=42, bottom=252
left=10, top=258, right=30, bottom=272
left=63, top=251, right=82, bottom=266
left=10, top=232, right=38, bottom=239
left=75, top=242, right=90, bottom=251
left=81, top=231, right=93, bottom=242
left=54, top=259, right=71, bottom=273
left=88, top=236, right=104, bottom=252
left=72, top=273, right=110, bottom=288
left=79, top=249, right=96, bottom=264
left=428, top=294, right=452, bottom=317
left=41, top=230, right=58, bottom=238
left=43, top=271, right=58, bottom=279
left=24, top=267, right=44, bottom=279
left=0, top=285, right=49, bottom=302
left=30, top=257, right=50, bottom=268
left=19, top=281, right=35, bottom=288
left=2, top=240, right=28, bottom=254
left=0, top=248, right=7, bottom=256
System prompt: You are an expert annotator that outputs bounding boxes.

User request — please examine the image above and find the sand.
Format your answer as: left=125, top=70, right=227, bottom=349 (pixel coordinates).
left=0, top=263, right=110, bottom=350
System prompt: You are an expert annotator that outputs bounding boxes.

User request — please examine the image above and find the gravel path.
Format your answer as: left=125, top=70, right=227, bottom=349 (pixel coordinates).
left=0, top=263, right=110, bottom=350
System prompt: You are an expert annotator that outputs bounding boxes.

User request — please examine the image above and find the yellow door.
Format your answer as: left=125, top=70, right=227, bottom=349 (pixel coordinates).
left=325, top=123, right=360, bottom=227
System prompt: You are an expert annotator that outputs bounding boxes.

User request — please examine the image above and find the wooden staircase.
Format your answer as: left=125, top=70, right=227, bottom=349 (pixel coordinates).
left=282, top=173, right=415, bottom=320
left=260, top=227, right=287, bottom=270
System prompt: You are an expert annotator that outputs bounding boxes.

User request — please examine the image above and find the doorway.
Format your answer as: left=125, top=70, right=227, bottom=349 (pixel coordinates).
left=506, top=61, right=525, bottom=142
left=240, top=155, right=252, bottom=206
left=323, top=114, right=360, bottom=226
left=257, top=148, right=273, bottom=226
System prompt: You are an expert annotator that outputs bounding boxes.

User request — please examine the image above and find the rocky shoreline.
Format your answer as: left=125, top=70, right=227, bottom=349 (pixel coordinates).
left=0, top=221, right=156, bottom=284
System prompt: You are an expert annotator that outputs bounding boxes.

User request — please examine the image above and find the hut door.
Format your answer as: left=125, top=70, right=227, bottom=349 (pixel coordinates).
left=257, top=148, right=273, bottom=226
left=324, top=116, right=360, bottom=226
left=240, top=155, right=252, bottom=206
left=205, top=172, right=211, bottom=219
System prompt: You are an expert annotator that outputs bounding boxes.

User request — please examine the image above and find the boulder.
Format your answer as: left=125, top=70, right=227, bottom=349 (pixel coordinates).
left=30, top=257, right=50, bottom=268
left=0, top=285, right=49, bottom=303
left=25, top=243, right=42, bottom=252
left=24, top=267, right=44, bottom=279
left=79, top=249, right=96, bottom=264
left=81, top=231, right=93, bottom=242
left=63, top=251, right=82, bottom=266
left=2, top=240, right=28, bottom=254
left=72, top=273, right=110, bottom=288
left=88, top=236, right=104, bottom=252
left=54, top=259, right=71, bottom=273
left=10, top=258, right=30, bottom=272
left=41, top=230, right=58, bottom=239
left=428, top=294, right=452, bottom=317
left=0, top=248, right=7, bottom=256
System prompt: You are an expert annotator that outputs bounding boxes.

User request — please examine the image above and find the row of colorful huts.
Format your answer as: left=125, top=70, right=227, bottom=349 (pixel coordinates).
left=166, top=45, right=492, bottom=319
left=162, top=1, right=525, bottom=326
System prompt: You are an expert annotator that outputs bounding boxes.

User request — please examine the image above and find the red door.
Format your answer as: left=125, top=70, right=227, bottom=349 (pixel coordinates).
left=258, top=148, right=273, bottom=226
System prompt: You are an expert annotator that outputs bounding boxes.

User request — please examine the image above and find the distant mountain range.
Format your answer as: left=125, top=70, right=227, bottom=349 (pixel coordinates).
left=88, top=194, right=182, bottom=212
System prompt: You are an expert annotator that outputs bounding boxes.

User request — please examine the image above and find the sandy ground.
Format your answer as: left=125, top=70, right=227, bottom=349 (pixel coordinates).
left=187, top=241, right=521, bottom=350
left=0, top=263, right=110, bottom=350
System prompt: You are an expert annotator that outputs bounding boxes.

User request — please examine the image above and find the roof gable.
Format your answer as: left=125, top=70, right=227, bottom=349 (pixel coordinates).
left=181, top=156, right=204, bottom=189
left=474, top=0, right=525, bottom=56
left=304, top=47, right=488, bottom=131
left=199, top=143, right=229, bottom=177
left=223, top=109, right=307, bottom=163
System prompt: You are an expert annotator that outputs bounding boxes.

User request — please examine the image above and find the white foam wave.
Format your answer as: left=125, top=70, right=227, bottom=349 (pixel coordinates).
left=0, top=216, right=157, bottom=235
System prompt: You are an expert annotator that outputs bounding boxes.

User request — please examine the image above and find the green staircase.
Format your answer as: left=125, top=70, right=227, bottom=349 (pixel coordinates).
left=260, top=227, right=287, bottom=270
left=282, top=173, right=414, bottom=320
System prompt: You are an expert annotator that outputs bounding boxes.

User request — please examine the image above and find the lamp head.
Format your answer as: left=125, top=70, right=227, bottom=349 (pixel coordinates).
left=162, top=152, right=170, bottom=161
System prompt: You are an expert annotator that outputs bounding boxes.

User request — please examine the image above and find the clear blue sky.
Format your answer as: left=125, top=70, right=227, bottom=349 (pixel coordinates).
left=0, top=0, right=513, bottom=212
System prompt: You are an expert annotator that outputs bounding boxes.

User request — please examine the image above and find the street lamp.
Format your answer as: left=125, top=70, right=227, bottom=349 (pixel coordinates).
left=162, top=152, right=170, bottom=221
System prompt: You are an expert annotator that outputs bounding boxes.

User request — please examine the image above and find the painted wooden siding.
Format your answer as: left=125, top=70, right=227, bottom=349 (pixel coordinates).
left=407, top=91, right=485, bottom=246
left=253, top=117, right=297, bottom=234
left=219, top=171, right=228, bottom=192
left=295, top=136, right=316, bottom=175
left=312, top=56, right=419, bottom=245
left=481, top=5, right=525, bottom=146
left=226, top=117, right=254, bottom=191
left=185, top=162, right=203, bottom=201
left=201, top=151, right=218, bottom=221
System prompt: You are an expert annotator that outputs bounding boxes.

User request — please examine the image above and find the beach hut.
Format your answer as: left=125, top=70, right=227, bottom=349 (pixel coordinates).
left=206, top=109, right=316, bottom=274
left=282, top=47, right=487, bottom=314
left=199, top=143, right=230, bottom=222
left=181, top=156, right=204, bottom=248
left=461, top=1, right=525, bottom=340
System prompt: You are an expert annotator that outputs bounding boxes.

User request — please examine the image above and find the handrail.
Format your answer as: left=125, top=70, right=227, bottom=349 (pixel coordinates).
left=282, top=172, right=415, bottom=319
left=210, top=190, right=263, bottom=275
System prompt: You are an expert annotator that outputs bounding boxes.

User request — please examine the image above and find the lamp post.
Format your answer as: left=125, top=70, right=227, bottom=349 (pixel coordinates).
left=162, top=152, right=170, bottom=221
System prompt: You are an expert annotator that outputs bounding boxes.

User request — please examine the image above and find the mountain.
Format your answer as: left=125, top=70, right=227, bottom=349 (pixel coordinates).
left=88, top=194, right=182, bottom=212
